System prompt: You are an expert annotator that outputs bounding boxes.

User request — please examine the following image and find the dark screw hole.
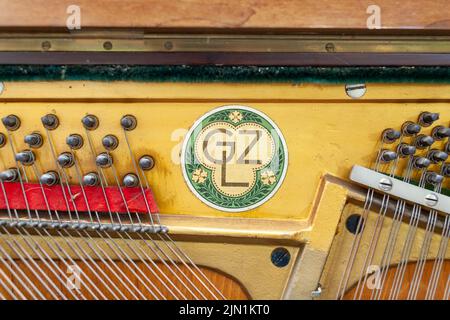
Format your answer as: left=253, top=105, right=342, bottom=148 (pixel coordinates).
left=41, top=41, right=51, bottom=51
left=103, top=41, right=113, bottom=50
left=325, top=42, right=335, bottom=52
left=271, top=247, right=290, bottom=268
left=346, top=214, right=364, bottom=235
left=164, top=41, right=173, bottom=50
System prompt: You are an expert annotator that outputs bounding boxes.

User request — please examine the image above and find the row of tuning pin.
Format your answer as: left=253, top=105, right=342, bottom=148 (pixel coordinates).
left=377, top=112, right=450, bottom=186
left=0, top=113, right=155, bottom=188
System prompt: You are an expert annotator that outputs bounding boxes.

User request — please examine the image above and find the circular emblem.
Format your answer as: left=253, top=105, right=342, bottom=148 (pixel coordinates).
left=181, top=105, right=288, bottom=212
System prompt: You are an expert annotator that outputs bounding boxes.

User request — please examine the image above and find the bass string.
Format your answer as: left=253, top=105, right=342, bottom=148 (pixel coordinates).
left=53, top=135, right=165, bottom=299
left=122, top=128, right=224, bottom=300
left=85, top=129, right=201, bottom=299
left=99, top=152, right=198, bottom=300
left=6, top=130, right=113, bottom=300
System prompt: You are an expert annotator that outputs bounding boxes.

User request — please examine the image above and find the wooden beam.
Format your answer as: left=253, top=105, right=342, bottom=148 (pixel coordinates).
left=0, top=0, right=448, bottom=31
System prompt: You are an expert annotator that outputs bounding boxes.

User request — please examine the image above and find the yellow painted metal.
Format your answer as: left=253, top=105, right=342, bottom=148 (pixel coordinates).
left=0, top=82, right=448, bottom=235
left=0, top=81, right=448, bottom=299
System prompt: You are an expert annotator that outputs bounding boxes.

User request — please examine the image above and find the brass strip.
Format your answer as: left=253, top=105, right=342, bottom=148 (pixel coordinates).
left=0, top=33, right=449, bottom=53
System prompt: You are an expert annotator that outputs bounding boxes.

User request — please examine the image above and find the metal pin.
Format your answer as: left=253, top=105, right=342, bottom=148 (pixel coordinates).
left=123, top=173, right=139, bottom=187
left=413, top=156, right=431, bottom=169
left=425, top=172, right=444, bottom=185
left=0, top=133, right=6, bottom=148
left=428, top=149, right=449, bottom=163
left=57, top=152, right=74, bottom=168
left=418, top=112, right=439, bottom=127
left=96, top=152, right=113, bottom=168
left=102, top=135, right=119, bottom=150
left=431, top=126, right=450, bottom=140
left=380, top=150, right=397, bottom=163
left=402, top=121, right=421, bottom=136
left=398, top=144, right=416, bottom=157
left=120, top=115, right=137, bottom=131
left=415, top=135, right=434, bottom=149
left=81, top=114, right=99, bottom=130
left=2, top=115, right=20, bottom=131
left=442, top=164, right=450, bottom=177
left=15, top=150, right=35, bottom=165
left=382, top=129, right=401, bottom=144
left=40, top=171, right=59, bottom=186
left=0, top=168, right=18, bottom=182
left=24, top=132, right=43, bottom=148
left=41, top=114, right=59, bottom=130
left=138, top=155, right=155, bottom=171
left=82, top=172, right=100, bottom=186
left=66, top=134, right=83, bottom=149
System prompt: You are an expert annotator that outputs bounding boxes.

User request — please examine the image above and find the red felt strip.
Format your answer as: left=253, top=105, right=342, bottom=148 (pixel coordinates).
left=0, top=182, right=158, bottom=214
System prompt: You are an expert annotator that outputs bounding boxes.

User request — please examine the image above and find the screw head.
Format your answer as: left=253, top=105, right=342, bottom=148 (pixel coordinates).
left=379, top=177, right=393, bottom=191
left=425, top=193, right=438, bottom=207
left=345, top=84, right=366, bottom=99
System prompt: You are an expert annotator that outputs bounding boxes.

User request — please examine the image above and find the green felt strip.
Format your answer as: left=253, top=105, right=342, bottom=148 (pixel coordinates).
left=0, top=65, right=449, bottom=83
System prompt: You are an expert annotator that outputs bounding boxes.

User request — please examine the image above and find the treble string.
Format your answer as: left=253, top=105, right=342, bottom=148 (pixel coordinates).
left=371, top=155, right=415, bottom=299
left=388, top=170, right=427, bottom=299
left=425, top=215, right=450, bottom=299
left=352, top=134, right=407, bottom=299
left=335, top=137, right=386, bottom=299
left=407, top=157, right=446, bottom=299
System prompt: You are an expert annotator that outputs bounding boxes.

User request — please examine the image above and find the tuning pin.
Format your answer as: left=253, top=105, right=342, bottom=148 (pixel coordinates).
left=102, top=135, right=119, bottom=150
left=382, top=129, right=401, bottom=144
left=442, top=164, right=450, bottom=177
left=0, top=168, right=18, bottom=182
left=380, top=150, right=397, bottom=163
left=24, top=133, right=43, bottom=148
left=15, top=150, right=35, bottom=165
left=40, top=171, right=59, bottom=186
left=57, top=152, right=74, bottom=168
left=0, top=133, right=6, bottom=148
left=120, top=115, right=137, bottom=131
left=401, top=121, right=421, bottom=136
left=2, top=115, right=20, bottom=131
left=83, top=172, right=99, bottom=186
left=96, top=152, right=113, bottom=168
left=425, top=172, right=444, bottom=185
left=81, top=115, right=99, bottom=130
left=431, top=126, right=450, bottom=140
left=41, top=114, right=59, bottom=130
left=398, top=143, right=416, bottom=157
left=415, top=135, right=434, bottom=149
left=418, top=112, right=439, bottom=127
left=412, top=156, right=431, bottom=169
left=123, top=173, right=139, bottom=187
left=139, top=155, right=155, bottom=171
left=66, top=134, right=83, bottom=149
left=428, top=149, right=449, bottom=163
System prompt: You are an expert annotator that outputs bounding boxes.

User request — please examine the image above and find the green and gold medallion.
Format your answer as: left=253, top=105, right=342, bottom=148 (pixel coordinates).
left=181, top=105, right=288, bottom=212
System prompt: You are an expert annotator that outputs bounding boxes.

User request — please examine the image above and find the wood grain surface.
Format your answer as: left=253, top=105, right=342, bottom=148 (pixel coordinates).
left=0, top=0, right=448, bottom=31
left=344, top=260, right=449, bottom=300
left=0, top=259, right=250, bottom=300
